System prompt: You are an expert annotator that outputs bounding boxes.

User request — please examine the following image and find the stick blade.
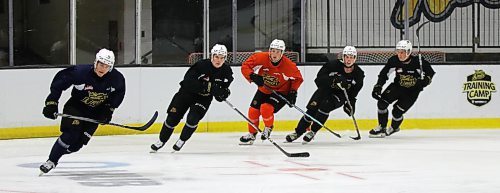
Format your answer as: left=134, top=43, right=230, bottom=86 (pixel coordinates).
left=121, top=111, right=158, bottom=131
left=288, top=152, right=310, bottom=157
left=350, top=136, right=361, bottom=140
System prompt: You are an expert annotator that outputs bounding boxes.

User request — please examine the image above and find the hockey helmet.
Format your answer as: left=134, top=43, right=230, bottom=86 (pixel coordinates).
left=211, top=44, right=228, bottom=58
left=396, top=40, right=412, bottom=56
left=94, top=48, right=115, bottom=72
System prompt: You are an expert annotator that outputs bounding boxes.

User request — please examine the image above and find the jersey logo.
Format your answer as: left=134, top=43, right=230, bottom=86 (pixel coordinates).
left=463, top=70, right=496, bottom=107
left=399, top=75, right=417, bottom=88
left=169, top=107, right=177, bottom=113
left=72, top=120, right=80, bottom=125
left=84, top=85, right=94, bottom=91
left=263, top=74, right=280, bottom=86
left=81, top=91, right=108, bottom=107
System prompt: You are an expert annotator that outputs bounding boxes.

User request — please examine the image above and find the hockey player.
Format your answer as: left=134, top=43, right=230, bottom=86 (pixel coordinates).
left=150, top=44, right=233, bottom=152
left=239, top=39, right=303, bottom=145
left=40, top=48, right=125, bottom=175
left=285, top=46, right=364, bottom=144
left=369, top=40, right=435, bottom=137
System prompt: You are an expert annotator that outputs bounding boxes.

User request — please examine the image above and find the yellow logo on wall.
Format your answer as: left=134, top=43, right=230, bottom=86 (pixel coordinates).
left=391, top=0, right=500, bottom=29
left=462, top=70, right=496, bottom=107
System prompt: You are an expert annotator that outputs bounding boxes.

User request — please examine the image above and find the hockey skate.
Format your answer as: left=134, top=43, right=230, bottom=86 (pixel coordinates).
left=39, top=160, right=56, bottom=176
left=302, top=131, right=316, bottom=144
left=385, top=126, right=400, bottom=136
left=172, top=139, right=185, bottom=152
left=369, top=125, right=386, bottom=138
left=239, top=132, right=256, bottom=145
left=150, top=140, right=165, bottom=153
left=285, top=132, right=299, bottom=142
left=261, top=126, right=273, bottom=140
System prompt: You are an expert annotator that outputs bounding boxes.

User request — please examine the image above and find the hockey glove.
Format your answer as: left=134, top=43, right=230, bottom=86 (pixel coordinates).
left=343, top=100, right=355, bottom=116
left=249, top=73, right=264, bottom=86
left=417, top=76, right=432, bottom=88
left=99, top=105, right=114, bottom=124
left=42, top=101, right=58, bottom=120
left=214, top=88, right=231, bottom=102
left=286, top=90, right=298, bottom=107
left=331, top=74, right=348, bottom=90
left=372, top=84, right=382, bottom=100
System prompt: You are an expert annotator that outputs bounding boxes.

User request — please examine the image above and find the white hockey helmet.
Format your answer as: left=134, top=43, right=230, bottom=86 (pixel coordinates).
left=343, top=46, right=357, bottom=57
left=94, top=48, right=115, bottom=72
left=211, top=44, right=228, bottom=58
left=269, top=39, right=286, bottom=52
left=396, top=40, right=412, bottom=56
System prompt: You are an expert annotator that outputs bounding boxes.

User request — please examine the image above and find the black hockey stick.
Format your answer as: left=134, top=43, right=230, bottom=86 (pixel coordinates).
left=263, top=85, right=342, bottom=138
left=340, top=86, right=361, bottom=140
left=224, top=100, right=310, bottom=158
left=416, top=20, right=430, bottom=80
left=55, top=111, right=158, bottom=131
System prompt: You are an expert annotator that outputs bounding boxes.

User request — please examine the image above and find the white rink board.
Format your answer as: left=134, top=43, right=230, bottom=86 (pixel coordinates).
left=0, top=64, right=498, bottom=128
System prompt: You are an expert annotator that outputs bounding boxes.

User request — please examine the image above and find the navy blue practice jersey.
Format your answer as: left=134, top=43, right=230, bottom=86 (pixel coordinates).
left=45, top=64, right=126, bottom=109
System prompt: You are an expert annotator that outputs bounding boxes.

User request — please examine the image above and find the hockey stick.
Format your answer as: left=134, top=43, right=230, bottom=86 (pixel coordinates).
left=263, top=85, right=342, bottom=138
left=416, top=20, right=430, bottom=80
left=55, top=111, right=158, bottom=131
left=224, top=100, right=310, bottom=158
left=340, top=86, right=361, bottom=140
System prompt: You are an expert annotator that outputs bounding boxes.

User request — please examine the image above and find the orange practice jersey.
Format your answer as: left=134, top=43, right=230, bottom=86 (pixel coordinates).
left=241, top=52, right=303, bottom=95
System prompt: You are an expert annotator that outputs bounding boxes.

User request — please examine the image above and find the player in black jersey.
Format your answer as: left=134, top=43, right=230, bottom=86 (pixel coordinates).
left=39, top=48, right=126, bottom=175
left=369, top=40, right=435, bottom=138
left=285, top=46, right=365, bottom=144
left=150, top=44, right=234, bottom=152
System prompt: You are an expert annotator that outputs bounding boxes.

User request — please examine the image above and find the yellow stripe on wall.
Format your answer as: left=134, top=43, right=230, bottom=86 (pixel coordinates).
left=1, top=118, right=499, bottom=140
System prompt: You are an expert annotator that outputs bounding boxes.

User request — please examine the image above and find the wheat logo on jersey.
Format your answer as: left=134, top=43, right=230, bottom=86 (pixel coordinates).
left=263, top=73, right=280, bottom=86
left=81, top=92, right=109, bottom=107
left=462, top=70, right=496, bottom=107
left=399, top=74, right=417, bottom=88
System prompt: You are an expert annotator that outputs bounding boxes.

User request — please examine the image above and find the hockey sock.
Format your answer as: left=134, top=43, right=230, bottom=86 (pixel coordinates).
left=159, top=121, right=175, bottom=142
left=391, top=116, right=403, bottom=129
left=260, top=103, right=275, bottom=128
left=295, top=115, right=313, bottom=135
left=248, top=107, right=260, bottom=133
left=310, top=109, right=329, bottom=132
left=48, top=138, right=70, bottom=164
left=179, top=123, right=197, bottom=141
left=377, top=108, right=389, bottom=127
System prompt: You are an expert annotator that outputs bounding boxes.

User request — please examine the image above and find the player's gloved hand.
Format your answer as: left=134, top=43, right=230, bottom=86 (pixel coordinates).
left=199, top=81, right=212, bottom=96
left=343, top=100, right=355, bottom=116
left=99, top=105, right=114, bottom=124
left=416, top=76, right=432, bottom=88
left=286, top=90, right=298, bottom=107
left=42, top=101, right=58, bottom=120
left=249, top=73, right=264, bottom=86
left=372, top=84, right=382, bottom=100
left=331, top=74, right=348, bottom=89
left=214, top=88, right=231, bottom=102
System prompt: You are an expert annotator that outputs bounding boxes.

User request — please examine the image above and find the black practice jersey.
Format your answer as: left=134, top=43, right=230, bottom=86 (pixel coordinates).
left=314, top=59, right=365, bottom=101
left=179, top=59, right=234, bottom=96
left=376, top=55, right=435, bottom=90
left=46, top=64, right=126, bottom=109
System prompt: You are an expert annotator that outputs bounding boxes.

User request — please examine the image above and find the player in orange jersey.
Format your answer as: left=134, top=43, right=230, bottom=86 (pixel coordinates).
left=239, top=39, right=303, bottom=145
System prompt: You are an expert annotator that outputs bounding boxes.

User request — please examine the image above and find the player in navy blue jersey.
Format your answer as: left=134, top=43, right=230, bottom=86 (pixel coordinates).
left=285, top=46, right=365, bottom=144
left=150, top=44, right=233, bottom=152
left=369, top=40, right=435, bottom=138
left=39, top=48, right=125, bottom=175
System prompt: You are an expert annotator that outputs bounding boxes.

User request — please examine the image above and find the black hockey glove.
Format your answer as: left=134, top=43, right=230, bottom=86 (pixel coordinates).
left=331, top=74, right=348, bottom=90
left=343, top=100, right=355, bottom=116
left=285, top=90, right=298, bottom=107
left=249, top=73, right=264, bottom=86
left=372, top=84, right=382, bottom=100
left=416, top=76, right=432, bottom=88
left=214, top=88, right=231, bottom=102
left=99, top=105, right=114, bottom=124
left=42, top=101, right=58, bottom=120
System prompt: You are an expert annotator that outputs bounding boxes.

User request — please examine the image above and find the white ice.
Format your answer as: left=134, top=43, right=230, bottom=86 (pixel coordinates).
left=1, top=129, right=500, bottom=193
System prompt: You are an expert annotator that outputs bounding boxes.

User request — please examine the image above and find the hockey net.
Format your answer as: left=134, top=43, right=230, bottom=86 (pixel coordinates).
left=187, top=51, right=300, bottom=64
left=337, top=51, right=446, bottom=63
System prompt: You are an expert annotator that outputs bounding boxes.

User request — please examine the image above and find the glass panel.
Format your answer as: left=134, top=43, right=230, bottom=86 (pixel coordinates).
left=76, top=0, right=125, bottom=65
left=0, top=0, right=7, bottom=66
left=209, top=0, right=232, bottom=52
left=152, top=0, right=202, bottom=64
left=14, top=0, right=69, bottom=65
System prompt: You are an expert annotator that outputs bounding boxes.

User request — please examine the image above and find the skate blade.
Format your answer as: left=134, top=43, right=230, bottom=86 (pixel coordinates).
left=149, top=149, right=158, bottom=153
left=369, top=134, right=386, bottom=138
left=238, top=141, right=254, bottom=145
left=39, top=171, right=45, bottom=177
left=301, top=141, right=310, bottom=145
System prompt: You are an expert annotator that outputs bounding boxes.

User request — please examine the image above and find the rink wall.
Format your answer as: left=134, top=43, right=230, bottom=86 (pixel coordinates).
left=0, top=64, right=499, bottom=139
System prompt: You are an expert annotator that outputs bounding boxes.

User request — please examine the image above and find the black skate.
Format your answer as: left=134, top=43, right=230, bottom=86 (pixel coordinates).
left=150, top=140, right=165, bottom=153
left=261, top=126, right=273, bottom=140
left=172, top=139, right=185, bottom=152
left=285, top=132, right=299, bottom=142
left=302, top=131, right=316, bottom=144
left=369, top=125, right=386, bottom=138
left=385, top=126, right=400, bottom=136
left=239, top=133, right=256, bottom=145
left=39, top=160, right=56, bottom=176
